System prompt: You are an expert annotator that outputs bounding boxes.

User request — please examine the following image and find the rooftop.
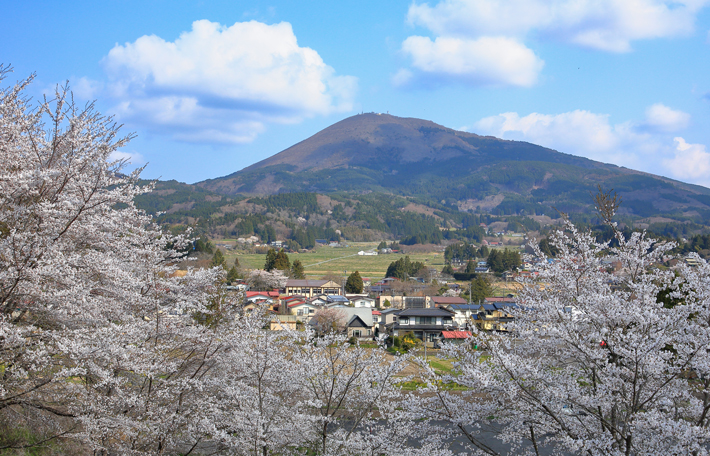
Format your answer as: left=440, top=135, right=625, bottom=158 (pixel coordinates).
left=399, top=308, right=454, bottom=317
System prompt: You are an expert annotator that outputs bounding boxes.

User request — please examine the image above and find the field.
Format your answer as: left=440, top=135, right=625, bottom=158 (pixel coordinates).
left=223, top=242, right=446, bottom=280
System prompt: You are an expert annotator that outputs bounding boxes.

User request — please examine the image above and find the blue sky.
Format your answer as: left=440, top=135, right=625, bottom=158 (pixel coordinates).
left=3, top=0, right=710, bottom=187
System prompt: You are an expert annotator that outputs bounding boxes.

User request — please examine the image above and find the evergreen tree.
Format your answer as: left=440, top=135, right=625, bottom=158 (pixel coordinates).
left=345, top=271, right=364, bottom=293
left=377, top=241, right=388, bottom=250
left=479, top=245, right=489, bottom=258
left=234, top=257, right=240, bottom=268
left=385, top=256, right=424, bottom=280
left=226, top=266, right=240, bottom=284
left=502, top=248, right=522, bottom=271
left=264, top=248, right=277, bottom=271
left=273, top=249, right=291, bottom=271
left=465, top=259, right=476, bottom=274
left=194, top=237, right=214, bottom=254
left=291, top=259, right=306, bottom=279
left=211, top=249, right=227, bottom=269
left=487, top=250, right=504, bottom=273
left=469, top=276, right=492, bottom=303
left=441, top=264, right=454, bottom=275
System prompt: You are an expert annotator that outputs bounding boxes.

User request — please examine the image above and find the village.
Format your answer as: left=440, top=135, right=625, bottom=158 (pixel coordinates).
left=221, top=229, right=703, bottom=351
left=226, top=233, right=535, bottom=349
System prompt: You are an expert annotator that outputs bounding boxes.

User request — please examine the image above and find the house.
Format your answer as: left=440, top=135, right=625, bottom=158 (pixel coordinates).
left=372, top=309, right=382, bottom=325
left=378, top=308, right=402, bottom=326
left=327, top=294, right=351, bottom=304
left=288, top=300, right=319, bottom=323
left=477, top=304, right=499, bottom=331
left=243, top=298, right=274, bottom=312
left=370, top=277, right=398, bottom=295
left=346, top=314, right=372, bottom=340
left=428, top=296, right=467, bottom=308
left=329, top=306, right=375, bottom=340
left=685, top=256, right=702, bottom=267
left=270, top=314, right=297, bottom=331
left=385, top=308, right=456, bottom=346
left=284, top=280, right=342, bottom=298
left=440, top=330, right=473, bottom=346
left=403, top=296, right=427, bottom=309
left=349, top=296, right=375, bottom=308
left=476, top=302, right=517, bottom=331
left=475, top=267, right=490, bottom=273
left=246, top=291, right=280, bottom=302
left=484, top=297, right=517, bottom=305
left=308, top=296, right=329, bottom=306
left=444, top=304, right=481, bottom=327
left=376, top=295, right=404, bottom=309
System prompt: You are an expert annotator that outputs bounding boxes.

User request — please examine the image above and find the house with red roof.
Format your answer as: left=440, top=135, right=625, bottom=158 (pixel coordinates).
left=440, top=330, right=472, bottom=346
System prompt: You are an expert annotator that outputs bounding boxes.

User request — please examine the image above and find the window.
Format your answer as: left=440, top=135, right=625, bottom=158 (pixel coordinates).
left=353, top=330, right=361, bottom=337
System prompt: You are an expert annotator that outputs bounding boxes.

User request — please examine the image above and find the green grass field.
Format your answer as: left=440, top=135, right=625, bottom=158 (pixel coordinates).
left=224, top=242, right=446, bottom=280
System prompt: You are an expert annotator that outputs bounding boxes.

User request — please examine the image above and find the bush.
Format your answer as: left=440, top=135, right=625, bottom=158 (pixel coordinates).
left=393, top=336, right=402, bottom=348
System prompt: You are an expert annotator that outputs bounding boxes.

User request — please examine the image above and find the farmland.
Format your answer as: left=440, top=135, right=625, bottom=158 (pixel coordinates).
left=223, top=242, right=446, bottom=280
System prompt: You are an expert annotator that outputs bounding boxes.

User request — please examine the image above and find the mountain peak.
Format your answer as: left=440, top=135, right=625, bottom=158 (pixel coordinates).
left=196, top=114, right=710, bottom=221
left=242, top=113, right=480, bottom=173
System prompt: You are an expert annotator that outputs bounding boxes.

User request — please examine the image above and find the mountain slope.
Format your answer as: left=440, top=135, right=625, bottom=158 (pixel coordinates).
left=197, top=113, right=710, bottom=221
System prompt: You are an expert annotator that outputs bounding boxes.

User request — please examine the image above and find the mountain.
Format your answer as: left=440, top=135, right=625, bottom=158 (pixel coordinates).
left=196, top=113, right=710, bottom=221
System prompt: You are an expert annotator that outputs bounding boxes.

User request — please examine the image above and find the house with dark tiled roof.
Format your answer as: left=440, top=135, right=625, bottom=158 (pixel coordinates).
left=384, top=308, right=456, bottom=346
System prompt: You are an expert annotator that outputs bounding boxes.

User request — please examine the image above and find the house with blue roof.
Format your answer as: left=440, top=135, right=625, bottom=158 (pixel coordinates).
left=443, top=304, right=481, bottom=328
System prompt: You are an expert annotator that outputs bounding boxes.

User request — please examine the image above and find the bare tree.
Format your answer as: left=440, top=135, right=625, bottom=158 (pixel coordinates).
left=311, top=308, right=347, bottom=334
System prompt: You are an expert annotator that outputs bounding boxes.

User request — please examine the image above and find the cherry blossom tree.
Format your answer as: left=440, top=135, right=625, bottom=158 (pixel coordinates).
left=0, top=69, right=440, bottom=455
left=0, top=68, right=239, bottom=453
left=415, top=191, right=710, bottom=455
left=292, top=333, right=439, bottom=456
left=311, top=308, right=347, bottom=334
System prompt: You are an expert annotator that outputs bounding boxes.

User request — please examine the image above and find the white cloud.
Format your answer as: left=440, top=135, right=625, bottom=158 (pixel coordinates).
left=390, top=69, right=413, bottom=87
left=72, top=77, right=104, bottom=100
left=470, top=105, right=709, bottom=187
left=644, top=103, right=691, bottom=132
left=664, top=137, right=710, bottom=185
left=399, top=0, right=708, bottom=87
left=400, top=36, right=543, bottom=87
left=474, top=110, right=634, bottom=165
left=99, top=20, right=357, bottom=144
left=407, top=0, right=707, bottom=53
left=109, top=150, right=145, bottom=165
